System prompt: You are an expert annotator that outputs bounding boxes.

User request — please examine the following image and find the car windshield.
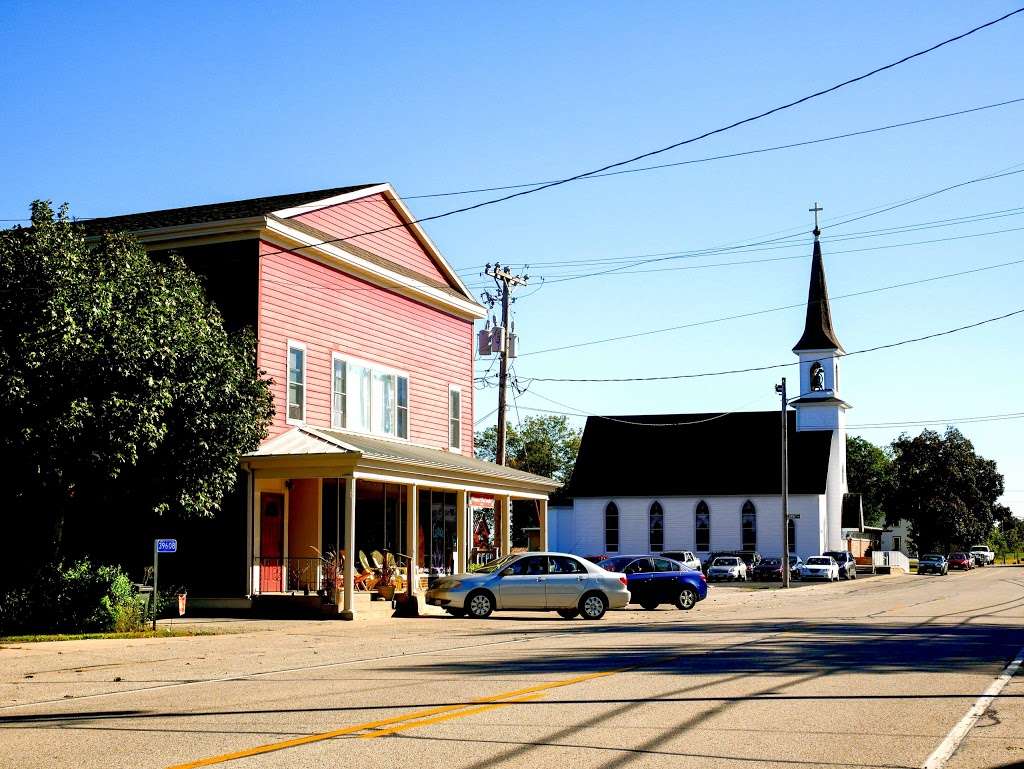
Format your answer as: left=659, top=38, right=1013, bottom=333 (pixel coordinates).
left=951, top=553, right=966, bottom=559
left=762, top=559, right=781, bottom=566
left=806, top=558, right=830, bottom=565
left=713, top=558, right=739, bottom=566
left=921, top=555, right=942, bottom=561
left=596, top=558, right=629, bottom=572
left=471, top=554, right=518, bottom=574
left=970, top=547, right=988, bottom=552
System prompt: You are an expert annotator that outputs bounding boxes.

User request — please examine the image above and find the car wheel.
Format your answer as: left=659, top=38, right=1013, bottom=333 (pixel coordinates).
left=466, top=590, right=494, bottom=619
left=579, top=592, right=608, bottom=620
left=676, top=587, right=698, bottom=611
left=556, top=608, right=579, bottom=619
left=445, top=608, right=466, bottom=618
left=639, top=599, right=659, bottom=611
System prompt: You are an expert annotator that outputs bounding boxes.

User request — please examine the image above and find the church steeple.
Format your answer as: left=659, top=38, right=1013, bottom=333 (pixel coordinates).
left=793, top=207, right=844, bottom=353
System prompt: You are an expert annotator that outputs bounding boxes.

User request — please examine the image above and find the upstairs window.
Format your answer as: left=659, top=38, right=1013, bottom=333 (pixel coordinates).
left=449, top=386, right=462, bottom=450
left=287, top=342, right=306, bottom=424
left=742, top=500, right=757, bottom=551
left=695, top=501, right=710, bottom=551
left=605, top=502, right=619, bottom=553
left=332, top=354, right=408, bottom=439
left=649, top=501, right=664, bottom=552
left=331, top=355, right=346, bottom=430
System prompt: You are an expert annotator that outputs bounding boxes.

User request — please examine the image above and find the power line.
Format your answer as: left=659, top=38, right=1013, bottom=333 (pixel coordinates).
left=230, top=9, right=1024, bottom=262
left=519, top=256, right=1024, bottom=357
left=537, top=168, right=1024, bottom=284
left=399, top=97, right=1024, bottom=200
left=848, top=411, right=1024, bottom=429
left=7, top=97, right=1023, bottom=225
left=515, top=307, right=1024, bottom=383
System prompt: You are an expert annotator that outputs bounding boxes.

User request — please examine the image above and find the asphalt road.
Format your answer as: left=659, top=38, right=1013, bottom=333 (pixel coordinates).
left=3, top=567, right=1024, bottom=769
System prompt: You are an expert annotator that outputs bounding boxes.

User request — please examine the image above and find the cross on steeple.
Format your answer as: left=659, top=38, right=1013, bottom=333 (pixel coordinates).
left=809, top=202, right=823, bottom=238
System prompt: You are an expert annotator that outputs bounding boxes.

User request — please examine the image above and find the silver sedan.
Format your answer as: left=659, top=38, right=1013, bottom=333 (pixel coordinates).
left=424, top=552, right=630, bottom=620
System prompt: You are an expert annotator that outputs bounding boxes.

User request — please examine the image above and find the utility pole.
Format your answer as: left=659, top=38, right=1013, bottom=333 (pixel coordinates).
left=482, top=263, right=527, bottom=466
left=776, top=377, right=791, bottom=588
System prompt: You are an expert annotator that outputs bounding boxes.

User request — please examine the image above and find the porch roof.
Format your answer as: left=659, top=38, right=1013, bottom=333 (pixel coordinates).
left=243, top=427, right=560, bottom=498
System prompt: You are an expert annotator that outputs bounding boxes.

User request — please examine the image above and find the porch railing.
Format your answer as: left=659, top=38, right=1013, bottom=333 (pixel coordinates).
left=254, top=557, right=329, bottom=595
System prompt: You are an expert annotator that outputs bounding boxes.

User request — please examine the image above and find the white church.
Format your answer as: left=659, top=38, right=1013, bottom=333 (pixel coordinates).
left=550, top=226, right=862, bottom=561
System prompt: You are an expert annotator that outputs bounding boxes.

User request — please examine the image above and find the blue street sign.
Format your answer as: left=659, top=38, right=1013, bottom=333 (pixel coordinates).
left=156, top=539, right=177, bottom=553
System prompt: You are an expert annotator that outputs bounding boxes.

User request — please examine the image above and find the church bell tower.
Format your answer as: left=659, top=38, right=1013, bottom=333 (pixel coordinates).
left=791, top=205, right=849, bottom=551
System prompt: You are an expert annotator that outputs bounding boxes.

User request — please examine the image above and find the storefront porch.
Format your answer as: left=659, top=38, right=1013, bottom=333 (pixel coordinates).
left=241, top=426, right=559, bottom=618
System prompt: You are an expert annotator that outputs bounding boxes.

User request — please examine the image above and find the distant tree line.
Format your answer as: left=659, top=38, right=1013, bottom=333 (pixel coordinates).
left=847, top=429, right=1008, bottom=554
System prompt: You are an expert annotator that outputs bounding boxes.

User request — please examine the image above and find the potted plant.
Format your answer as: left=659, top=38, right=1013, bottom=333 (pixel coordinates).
left=375, top=555, right=397, bottom=601
left=310, top=547, right=344, bottom=607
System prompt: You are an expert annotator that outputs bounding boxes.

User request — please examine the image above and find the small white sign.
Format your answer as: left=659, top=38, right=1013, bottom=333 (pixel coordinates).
left=787, top=514, right=801, bottom=520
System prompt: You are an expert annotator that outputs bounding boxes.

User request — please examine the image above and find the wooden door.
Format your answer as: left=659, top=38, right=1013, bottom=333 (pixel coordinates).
left=259, top=493, right=285, bottom=592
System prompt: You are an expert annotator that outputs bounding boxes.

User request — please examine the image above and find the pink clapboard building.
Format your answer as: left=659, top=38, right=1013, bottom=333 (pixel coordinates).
left=83, top=184, right=557, bottom=617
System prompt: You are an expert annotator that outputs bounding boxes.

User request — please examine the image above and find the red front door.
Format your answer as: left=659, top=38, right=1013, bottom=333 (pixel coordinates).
left=260, top=493, right=285, bottom=593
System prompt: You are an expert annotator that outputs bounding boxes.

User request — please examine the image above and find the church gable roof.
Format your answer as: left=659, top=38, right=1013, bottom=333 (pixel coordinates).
left=567, top=410, right=832, bottom=498
left=793, top=237, right=844, bottom=352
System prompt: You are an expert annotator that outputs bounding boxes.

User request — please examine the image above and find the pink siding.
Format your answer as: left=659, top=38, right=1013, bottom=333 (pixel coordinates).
left=257, top=241, right=474, bottom=454
left=291, top=193, right=454, bottom=288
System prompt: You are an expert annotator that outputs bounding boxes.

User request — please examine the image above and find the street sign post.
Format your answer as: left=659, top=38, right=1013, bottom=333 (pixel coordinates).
left=152, top=539, right=177, bottom=630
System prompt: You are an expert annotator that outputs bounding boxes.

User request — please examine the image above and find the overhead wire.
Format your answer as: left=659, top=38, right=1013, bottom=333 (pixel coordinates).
left=512, top=306, right=1024, bottom=383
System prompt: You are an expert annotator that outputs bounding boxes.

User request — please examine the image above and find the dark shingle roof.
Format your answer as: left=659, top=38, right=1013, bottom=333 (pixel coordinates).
left=79, top=185, right=380, bottom=236
left=567, top=411, right=833, bottom=497
left=793, top=237, right=844, bottom=352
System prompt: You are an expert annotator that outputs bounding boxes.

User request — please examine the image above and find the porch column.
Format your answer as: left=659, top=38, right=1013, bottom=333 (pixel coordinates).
left=245, top=467, right=255, bottom=596
left=405, top=484, right=418, bottom=594
left=538, top=498, right=549, bottom=551
left=456, top=490, right=468, bottom=574
left=498, top=495, right=512, bottom=556
left=341, top=475, right=356, bottom=620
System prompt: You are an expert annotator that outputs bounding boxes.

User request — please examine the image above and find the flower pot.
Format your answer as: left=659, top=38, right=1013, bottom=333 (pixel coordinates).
left=376, top=585, right=396, bottom=601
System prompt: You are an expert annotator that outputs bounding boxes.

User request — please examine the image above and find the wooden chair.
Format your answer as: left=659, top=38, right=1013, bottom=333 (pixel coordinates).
left=355, top=550, right=376, bottom=591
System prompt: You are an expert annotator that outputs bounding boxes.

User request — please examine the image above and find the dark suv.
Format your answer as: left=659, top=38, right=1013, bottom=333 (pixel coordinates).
left=823, top=550, right=858, bottom=580
left=703, top=550, right=762, bottom=573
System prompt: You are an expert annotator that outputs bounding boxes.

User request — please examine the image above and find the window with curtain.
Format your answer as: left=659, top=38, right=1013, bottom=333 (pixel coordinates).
left=742, top=500, right=757, bottom=550
left=695, top=500, right=710, bottom=551
left=605, top=502, right=619, bottom=553
left=449, top=386, right=461, bottom=450
left=332, top=354, right=408, bottom=438
left=649, top=501, right=664, bottom=552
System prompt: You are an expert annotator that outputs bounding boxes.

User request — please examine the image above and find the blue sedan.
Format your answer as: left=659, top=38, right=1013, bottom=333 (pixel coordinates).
left=597, top=555, right=709, bottom=610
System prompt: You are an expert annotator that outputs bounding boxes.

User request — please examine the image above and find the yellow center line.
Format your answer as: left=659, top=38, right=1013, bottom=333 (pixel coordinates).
left=166, top=666, right=629, bottom=768
left=359, top=693, right=546, bottom=739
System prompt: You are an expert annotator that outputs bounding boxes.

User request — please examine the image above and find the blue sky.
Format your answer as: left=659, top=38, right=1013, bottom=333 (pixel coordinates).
left=2, top=2, right=1022, bottom=513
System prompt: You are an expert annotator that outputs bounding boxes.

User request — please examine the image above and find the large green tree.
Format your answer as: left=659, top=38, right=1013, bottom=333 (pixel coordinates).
left=0, top=203, right=274, bottom=578
left=846, top=435, right=892, bottom=526
left=475, top=414, right=582, bottom=484
left=887, top=427, right=1004, bottom=553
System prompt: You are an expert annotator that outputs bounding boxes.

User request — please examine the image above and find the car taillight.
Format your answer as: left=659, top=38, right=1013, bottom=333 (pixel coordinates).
left=697, top=571, right=707, bottom=582
left=619, top=576, right=628, bottom=586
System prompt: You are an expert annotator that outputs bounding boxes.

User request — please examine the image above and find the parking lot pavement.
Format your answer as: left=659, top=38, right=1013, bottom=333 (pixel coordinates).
left=2, top=568, right=1023, bottom=768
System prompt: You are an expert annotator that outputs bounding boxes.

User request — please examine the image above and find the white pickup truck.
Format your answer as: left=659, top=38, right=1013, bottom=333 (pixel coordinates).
left=969, top=545, right=995, bottom=566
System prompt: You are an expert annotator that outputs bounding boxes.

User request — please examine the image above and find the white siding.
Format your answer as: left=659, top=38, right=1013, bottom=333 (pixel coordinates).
left=564, top=495, right=828, bottom=560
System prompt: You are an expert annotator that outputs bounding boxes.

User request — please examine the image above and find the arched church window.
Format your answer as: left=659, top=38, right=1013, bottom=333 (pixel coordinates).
left=649, top=501, right=664, bottom=552
left=695, top=500, right=710, bottom=551
left=604, top=502, right=619, bottom=553
left=741, top=500, right=757, bottom=551
left=787, top=517, right=796, bottom=554
left=810, top=362, right=825, bottom=391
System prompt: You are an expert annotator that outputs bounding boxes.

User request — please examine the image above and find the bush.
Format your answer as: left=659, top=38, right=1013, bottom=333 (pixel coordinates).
left=0, top=558, right=146, bottom=635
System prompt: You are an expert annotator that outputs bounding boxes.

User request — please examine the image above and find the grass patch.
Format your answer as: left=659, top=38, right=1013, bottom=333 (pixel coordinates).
left=0, top=627, right=221, bottom=644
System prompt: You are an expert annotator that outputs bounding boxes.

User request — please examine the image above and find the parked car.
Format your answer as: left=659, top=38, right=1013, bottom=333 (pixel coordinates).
left=597, top=556, right=708, bottom=610
left=799, top=556, right=840, bottom=581
left=969, top=545, right=995, bottom=566
left=823, top=550, right=858, bottom=580
left=752, top=556, right=803, bottom=581
left=707, top=556, right=748, bottom=582
left=425, top=552, right=630, bottom=620
left=703, top=550, right=762, bottom=573
left=917, top=554, right=948, bottom=575
left=948, top=552, right=974, bottom=571
left=660, top=550, right=703, bottom=571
